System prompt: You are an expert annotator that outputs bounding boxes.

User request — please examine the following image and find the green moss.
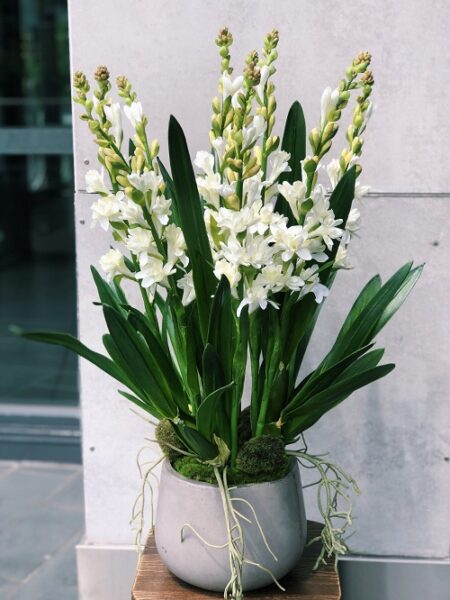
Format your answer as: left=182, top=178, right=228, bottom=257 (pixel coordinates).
left=155, top=419, right=184, bottom=462
left=172, top=437, right=290, bottom=486
left=236, top=435, right=289, bottom=475
left=173, top=456, right=216, bottom=483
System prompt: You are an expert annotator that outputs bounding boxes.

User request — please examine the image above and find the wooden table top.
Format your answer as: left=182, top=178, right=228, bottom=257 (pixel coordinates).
left=132, top=520, right=341, bottom=599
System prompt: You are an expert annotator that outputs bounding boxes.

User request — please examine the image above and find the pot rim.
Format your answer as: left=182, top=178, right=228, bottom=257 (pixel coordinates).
left=162, top=456, right=297, bottom=490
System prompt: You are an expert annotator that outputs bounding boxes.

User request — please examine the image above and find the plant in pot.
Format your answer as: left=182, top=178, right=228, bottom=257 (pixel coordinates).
left=14, top=28, right=422, bottom=600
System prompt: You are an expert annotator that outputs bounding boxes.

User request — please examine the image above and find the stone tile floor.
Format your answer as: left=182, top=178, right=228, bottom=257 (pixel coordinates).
left=0, top=460, right=83, bottom=599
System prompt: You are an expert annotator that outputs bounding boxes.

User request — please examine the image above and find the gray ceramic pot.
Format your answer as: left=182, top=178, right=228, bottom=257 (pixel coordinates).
left=154, top=459, right=307, bottom=591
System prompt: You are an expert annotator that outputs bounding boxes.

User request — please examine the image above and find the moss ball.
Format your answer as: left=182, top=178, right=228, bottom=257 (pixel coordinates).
left=236, top=435, right=289, bottom=476
left=155, top=419, right=184, bottom=462
left=237, top=406, right=252, bottom=446
left=173, top=456, right=216, bottom=484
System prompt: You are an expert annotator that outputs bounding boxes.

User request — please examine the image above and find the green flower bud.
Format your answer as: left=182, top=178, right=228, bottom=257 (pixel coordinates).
left=303, top=156, right=318, bottom=174
left=322, top=121, right=338, bottom=143
left=212, top=96, right=221, bottom=114
left=150, top=139, right=160, bottom=159
left=351, top=137, right=363, bottom=154
left=216, top=27, right=233, bottom=48
left=309, top=128, right=321, bottom=153
left=94, top=65, right=110, bottom=82
left=73, top=70, right=89, bottom=92
left=361, top=70, right=374, bottom=86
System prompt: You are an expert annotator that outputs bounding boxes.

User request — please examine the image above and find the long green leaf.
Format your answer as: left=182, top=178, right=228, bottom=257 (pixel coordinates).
left=168, top=115, right=217, bottom=341
left=196, top=381, right=235, bottom=442
left=282, top=363, right=395, bottom=436
left=103, top=305, right=178, bottom=418
left=208, top=276, right=233, bottom=381
left=11, top=327, right=128, bottom=386
left=275, top=101, right=306, bottom=223
left=372, top=264, right=423, bottom=337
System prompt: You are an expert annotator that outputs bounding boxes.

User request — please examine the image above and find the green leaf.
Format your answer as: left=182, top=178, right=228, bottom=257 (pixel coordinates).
left=157, top=157, right=180, bottom=226
left=103, top=305, right=178, bottom=418
left=288, top=343, right=376, bottom=412
left=372, top=264, right=423, bottom=337
left=202, top=343, right=225, bottom=397
left=118, top=390, right=165, bottom=420
left=208, top=276, right=233, bottom=381
left=126, top=307, right=188, bottom=412
left=174, top=422, right=218, bottom=460
left=196, top=381, right=235, bottom=442
left=282, top=363, right=395, bottom=437
left=275, top=101, right=306, bottom=223
left=11, top=326, right=128, bottom=386
left=168, top=115, right=217, bottom=341
left=90, top=266, right=126, bottom=315
left=335, top=274, right=382, bottom=343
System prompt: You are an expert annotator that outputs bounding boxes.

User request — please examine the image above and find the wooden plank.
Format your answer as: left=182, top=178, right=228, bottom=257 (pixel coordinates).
left=132, top=521, right=341, bottom=599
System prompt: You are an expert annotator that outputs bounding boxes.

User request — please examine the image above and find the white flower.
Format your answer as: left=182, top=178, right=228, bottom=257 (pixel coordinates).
left=243, top=174, right=263, bottom=206
left=355, top=181, right=370, bottom=201
left=119, top=197, right=145, bottom=225
left=104, top=103, right=122, bottom=144
left=150, top=194, right=171, bottom=226
left=242, top=115, right=265, bottom=150
left=255, top=65, right=271, bottom=101
left=126, top=227, right=155, bottom=257
left=99, top=249, right=130, bottom=281
left=91, top=193, right=122, bottom=231
left=123, top=101, right=143, bottom=127
left=265, top=150, right=291, bottom=185
left=165, top=224, right=188, bottom=267
left=213, top=259, right=241, bottom=290
left=311, top=283, right=330, bottom=303
left=221, top=72, right=244, bottom=104
left=212, top=137, right=227, bottom=163
left=326, top=158, right=342, bottom=190
left=85, top=169, right=109, bottom=194
left=271, top=223, right=311, bottom=262
left=334, top=244, right=350, bottom=269
left=177, top=271, right=196, bottom=306
left=237, top=278, right=278, bottom=316
left=128, top=170, right=163, bottom=195
left=277, top=180, right=307, bottom=220
left=136, top=256, right=175, bottom=291
left=320, top=87, right=339, bottom=128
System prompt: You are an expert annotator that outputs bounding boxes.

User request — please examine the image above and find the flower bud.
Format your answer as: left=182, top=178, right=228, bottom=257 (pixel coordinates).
left=303, top=156, right=318, bottom=174
left=94, top=65, right=110, bottom=82
left=322, top=121, right=338, bottom=142
left=216, top=27, right=233, bottom=48
left=88, top=119, right=100, bottom=132
left=224, top=193, right=239, bottom=210
left=351, top=137, right=363, bottom=154
left=212, top=96, right=221, bottom=114
left=150, top=139, right=160, bottom=159
left=73, top=71, right=89, bottom=92
left=309, top=128, right=320, bottom=153
left=227, top=158, right=243, bottom=172
left=116, top=175, right=129, bottom=187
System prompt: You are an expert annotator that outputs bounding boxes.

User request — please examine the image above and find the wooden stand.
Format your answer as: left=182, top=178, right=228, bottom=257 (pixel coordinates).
left=132, top=521, right=341, bottom=599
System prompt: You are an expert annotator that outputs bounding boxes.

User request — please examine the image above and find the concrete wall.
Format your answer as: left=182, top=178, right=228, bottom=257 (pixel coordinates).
left=69, top=1, right=450, bottom=597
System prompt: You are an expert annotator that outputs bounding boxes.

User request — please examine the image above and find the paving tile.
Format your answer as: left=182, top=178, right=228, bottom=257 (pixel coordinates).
left=49, top=472, right=84, bottom=513
left=0, top=575, right=18, bottom=600
left=0, top=504, right=84, bottom=581
left=0, top=467, right=74, bottom=525
left=9, top=536, right=79, bottom=600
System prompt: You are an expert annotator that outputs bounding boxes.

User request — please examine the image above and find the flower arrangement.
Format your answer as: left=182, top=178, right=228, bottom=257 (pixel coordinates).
left=16, top=27, right=422, bottom=599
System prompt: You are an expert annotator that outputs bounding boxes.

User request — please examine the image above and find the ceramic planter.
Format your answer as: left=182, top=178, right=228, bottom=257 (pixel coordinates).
left=155, top=459, right=307, bottom=591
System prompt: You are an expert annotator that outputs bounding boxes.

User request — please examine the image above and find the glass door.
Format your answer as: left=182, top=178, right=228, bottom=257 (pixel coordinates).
left=0, top=0, right=80, bottom=461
